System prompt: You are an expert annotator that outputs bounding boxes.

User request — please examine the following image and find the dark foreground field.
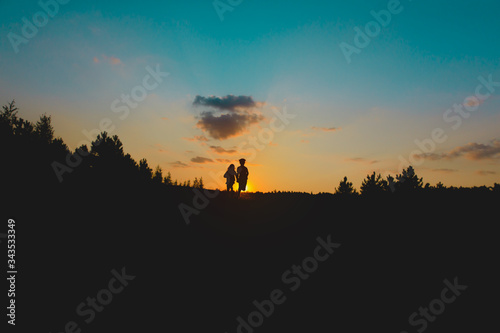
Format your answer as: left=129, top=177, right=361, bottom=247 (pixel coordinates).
left=4, top=184, right=499, bottom=332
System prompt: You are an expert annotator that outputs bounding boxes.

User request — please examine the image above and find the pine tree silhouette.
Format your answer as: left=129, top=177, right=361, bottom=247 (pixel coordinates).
left=395, top=166, right=423, bottom=193
left=153, top=165, right=163, bottom=184
left=164, top=172, right=173, bottom=186
left=360, top=172, right=388, bottom=197
left=335, top=176, right=358, bottom=197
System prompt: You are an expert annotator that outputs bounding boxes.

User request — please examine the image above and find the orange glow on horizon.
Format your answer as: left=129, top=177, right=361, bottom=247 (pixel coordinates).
left=244, top=181, right=254, bottom=193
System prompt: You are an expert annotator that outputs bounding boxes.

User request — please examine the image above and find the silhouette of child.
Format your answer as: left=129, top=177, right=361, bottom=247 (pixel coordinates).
left=236, top=158, right=249, bottom=198
left=224, top=164, right=237, bottom=192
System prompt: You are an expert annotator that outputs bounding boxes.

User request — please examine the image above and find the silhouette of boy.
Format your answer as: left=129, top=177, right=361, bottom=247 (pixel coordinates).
left=236, top=158, right=249, bottom=198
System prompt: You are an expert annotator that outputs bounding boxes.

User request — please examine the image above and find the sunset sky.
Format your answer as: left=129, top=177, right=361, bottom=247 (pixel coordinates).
left=1, top=0, right=499, bottom=192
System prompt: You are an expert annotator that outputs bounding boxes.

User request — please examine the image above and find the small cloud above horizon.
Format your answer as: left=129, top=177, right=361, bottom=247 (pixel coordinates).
left=93, top=55, right=122, bottom=65
left=183, top=135, right=209, bottom=142
left=311, top=126, right=340, bottom=132
left=292, top=126, right=341, bottom=138
left=170, top=161, right=189, bottom=168
left=191, top=156, right=214, bottom=164
left=209, top=145, right=237, bottom=154
left=417, top=139, right=500, bottom=161
left=216, top=158, right=232, bottom=163
left=431, top=168, right=459, bottom=174
left=345, top=157, right=379, bottom=165
left=476, top=170, right=497, bottom=176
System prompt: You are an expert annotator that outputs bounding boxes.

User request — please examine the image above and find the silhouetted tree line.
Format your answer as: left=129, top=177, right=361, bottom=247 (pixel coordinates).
left=335, top=167, right=499, bottom=197
left=1, top=100, right=497, bottom=198
left=0, top=100, right=203, bottom=190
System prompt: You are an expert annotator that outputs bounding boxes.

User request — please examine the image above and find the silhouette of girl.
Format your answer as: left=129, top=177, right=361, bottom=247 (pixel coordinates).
left=224, top=164, right=237, bottom=193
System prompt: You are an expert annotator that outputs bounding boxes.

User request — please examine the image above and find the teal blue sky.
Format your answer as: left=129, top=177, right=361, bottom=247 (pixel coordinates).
left=1, top=0, right=499, bottom=191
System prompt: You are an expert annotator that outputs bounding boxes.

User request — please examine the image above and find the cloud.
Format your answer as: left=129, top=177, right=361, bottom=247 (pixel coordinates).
left=210, top=145, right=237, bottom=154
left=183, top=135, right=209, bottom=142
left=292, top=126, right=341, bottom=138
left=192, top=95, right=266, bottom=140
left=476, top=170, right=497, bottom=176
left=196, top=111, right=264, bottom=140
left=216, top=158, right=232, bottom=163
left=346, top=157, right=379, bottom=165
left=417, top=139, right=500, bottom=161
left=191, top=156, right=214, bottom=164
left=431, top=168, right=458, bottom=173
left=170, top=161, right=189, bottom=168
left=447, top=140, right=500, bottom=160
left=109, top=56, right=121, bottom=65
left=311, top=126, right=340, bottom=132
left=463, top=96, right=485, bottom=108
left=192, top=94, right=266, bottom=140
left=93, top=55, right=122, bottom=66
left=415, top=153, right=444, bottom=161
left=193, top=95, right=264, bottom=112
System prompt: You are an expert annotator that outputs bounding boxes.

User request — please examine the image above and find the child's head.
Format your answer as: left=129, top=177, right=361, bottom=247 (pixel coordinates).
left=239, top=158, right=246, bottom=166
left=228, top=164, right=235, bottom=170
